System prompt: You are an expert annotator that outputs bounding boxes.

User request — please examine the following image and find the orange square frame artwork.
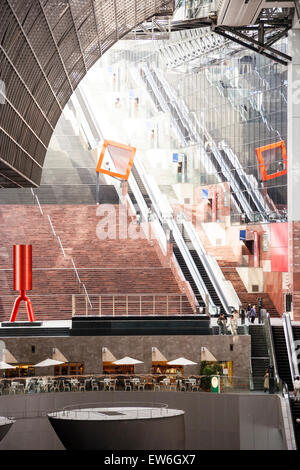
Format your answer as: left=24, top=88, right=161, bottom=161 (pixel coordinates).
left=255, top=140, right=287, bottom=181
left=96, top=139, right=136, bottom=180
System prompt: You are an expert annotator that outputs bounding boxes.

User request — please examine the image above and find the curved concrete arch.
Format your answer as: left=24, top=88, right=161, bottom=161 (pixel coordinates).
left=0, top=0, right=174, bottom=188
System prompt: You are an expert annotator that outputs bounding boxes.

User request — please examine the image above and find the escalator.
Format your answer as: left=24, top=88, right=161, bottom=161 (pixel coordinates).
left=139, top=64, right=194, bottom=146
left=181, top=228, right=224, bottom=313
left=127, top=162, right=208, bottom=310
left=173, top=244, right=205, bottom=311
left=130, top=166, right=152, bottom=208
left=127, top=156, right=232, bottom=315
left=127, top=159, right=231, bottom=315
left=291, top=326, right=300, bottom=448
left=139, top=63, right=272, bottom=223
left=292, top=326, right=300, bottom=361
left=272, top=325, right=300, bottom=448
left=249, top=325, right=270, bottom=391
left=127, top=165, right=151, bottom=211
left=204, top=68, right=284, bottom=221
left=219, top=147, right=269, bottom=219
left=272, top=326, right=293, bottom=390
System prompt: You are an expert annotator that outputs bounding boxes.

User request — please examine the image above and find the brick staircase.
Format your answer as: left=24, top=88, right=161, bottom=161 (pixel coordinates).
left=0, top=205, right=193, bottom=321
left=219, top=260, right=280, bottom=317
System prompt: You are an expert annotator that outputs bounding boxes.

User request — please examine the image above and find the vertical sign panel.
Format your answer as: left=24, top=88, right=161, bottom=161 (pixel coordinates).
left=254, top=231, right=259, bottom=268
left=212, top=190, right=217, bottom=222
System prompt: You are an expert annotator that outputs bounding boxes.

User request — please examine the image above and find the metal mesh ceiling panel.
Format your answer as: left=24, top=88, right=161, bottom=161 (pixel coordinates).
left=0, top=0, right=174, bottom=187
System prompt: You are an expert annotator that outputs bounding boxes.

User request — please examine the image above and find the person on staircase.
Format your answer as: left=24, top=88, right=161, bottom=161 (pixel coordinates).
left=263, top=369, right=269, bottom=393
left=230, top=310, right=239, bottom=335
left=247, top=304, right=252, bottom=323
left=293, top=376, right=300, bottom=402
left=217, top=313, right=227, bottom=335
left=250, top=305, right=256, bottom=324
left=239, top=307, right=246, bottom=325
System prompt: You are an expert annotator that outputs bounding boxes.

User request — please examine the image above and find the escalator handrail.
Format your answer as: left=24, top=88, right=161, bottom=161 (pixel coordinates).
left=151, top=65, right=260, bottom=221
left=128, top=170, right=169, bottom=256
left=262, top=310, right=279, bottom=381
left=282, top=380, right=298, bottom=450
left=133, top=160, right=214, bottom=312
left=167, top=217, right=216, bottom=314
left=181, top=219, right=231, bottom=315
left=203, top=129, right=257, bottom=221
left=223, top=147, right=270, bottom=218
left=283, top=312, right=300, bottom=384
left=140, top=64, right=189, bottom=145
left=154, top=65, right=258, bottom=220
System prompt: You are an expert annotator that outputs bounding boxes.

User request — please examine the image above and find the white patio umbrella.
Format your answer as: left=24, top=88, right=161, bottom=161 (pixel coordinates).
left=167, top=357, right=197, bottom=366
left=34, top=358, right=65, bottom=368
left=112, top=356, right=144, bottom=365
left=0, top=361, right=16, bottom=370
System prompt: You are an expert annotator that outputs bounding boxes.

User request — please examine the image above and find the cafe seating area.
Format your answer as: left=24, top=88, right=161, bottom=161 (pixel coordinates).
left=0, top=373, right=253, bottom=395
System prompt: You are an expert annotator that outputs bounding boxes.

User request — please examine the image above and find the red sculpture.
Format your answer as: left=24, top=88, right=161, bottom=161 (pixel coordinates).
left=10, top=245, right=36, bottom=322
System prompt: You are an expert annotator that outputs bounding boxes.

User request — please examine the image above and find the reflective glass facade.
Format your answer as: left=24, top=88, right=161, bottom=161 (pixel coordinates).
left=90, top=31, right=288, bottom=225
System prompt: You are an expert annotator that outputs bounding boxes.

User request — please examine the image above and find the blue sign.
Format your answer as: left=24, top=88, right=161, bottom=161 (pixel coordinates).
left=202, top=189, right=208, bottom=199
left=239, top=230, right=246, bottom=241
left=172, top=153, right=178, bottom=163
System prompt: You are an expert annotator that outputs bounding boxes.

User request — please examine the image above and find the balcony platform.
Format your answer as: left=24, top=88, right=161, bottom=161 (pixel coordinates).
left=0, top=315, right=212, bottom=337
left=71, top=314, right=212, bottom=336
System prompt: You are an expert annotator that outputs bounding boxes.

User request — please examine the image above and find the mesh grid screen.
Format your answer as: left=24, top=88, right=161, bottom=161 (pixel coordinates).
left=0, top=0, right=174, bottom=187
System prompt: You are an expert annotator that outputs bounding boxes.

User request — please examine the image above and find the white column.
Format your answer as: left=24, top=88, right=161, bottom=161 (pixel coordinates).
left=288, top=28, right=300, bottom=222
left=288, top=26, right=300, bottom=320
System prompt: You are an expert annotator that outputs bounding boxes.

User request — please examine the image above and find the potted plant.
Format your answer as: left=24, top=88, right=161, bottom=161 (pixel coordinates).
left=200, top=361, right=223, bottom=391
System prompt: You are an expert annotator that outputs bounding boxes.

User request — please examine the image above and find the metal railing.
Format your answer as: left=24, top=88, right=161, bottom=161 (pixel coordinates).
left=181, top=218, right=234, bottom=315
left=30, top=189, right=93, bottom=312
left=0, top=374, right=287, bottom=398
left=49, top=402, right=169, bottom=420
left=281, top=381, right=298, bottom=450
left=168, top=218, right=216, bottom=314
left=72, top=293, right=191, bottom=317
left=262, top=310, right=279, bottom=381
left=283, top=312, right=300, bottom=384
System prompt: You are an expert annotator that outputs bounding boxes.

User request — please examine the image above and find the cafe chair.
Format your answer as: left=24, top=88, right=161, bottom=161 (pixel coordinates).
left=103, top=378, right=111, bottom=391
left=37, top=378, right=48, bottom=393
left=49, top=380, right=59, bottom=393
left=153, top=379, right=160, bottom=391
left=24, top=378, right=36, bottom=394
left=62, top=380, right=71, bottom=392
left=78, top=380, right=86, bottom=392
left=108, top=379, right=116, bottom=391
left=169, top=380, right=177, bottom=391
left=131, top=378, right=140, bottom=391
left=178, top=379, right=186, bottom=392
left=161, top=378, right=171, bottom=391
left=9, top=382, right=19, bottom=395
left=124, top=379, right=132, bottom=391
left=138, top=380, right=146, bottom=391
left=91, top=379, right=99, bottom=391
left=190, top=379, right=199, bottom=391
left=70, top=380, right=79, bottom=392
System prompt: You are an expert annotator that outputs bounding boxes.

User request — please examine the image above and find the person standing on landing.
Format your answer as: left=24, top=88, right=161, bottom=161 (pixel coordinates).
left=294, top=376, right=300, bottom=402
left=250, top=305, right=256, bottom=324
left=247, top=303, right=251, bottom=323
left=264, top=369, right=269, bottom=393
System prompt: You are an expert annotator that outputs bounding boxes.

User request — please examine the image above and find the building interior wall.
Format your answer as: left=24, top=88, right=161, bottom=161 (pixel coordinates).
left=0, top=391, right=287, bottom=450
